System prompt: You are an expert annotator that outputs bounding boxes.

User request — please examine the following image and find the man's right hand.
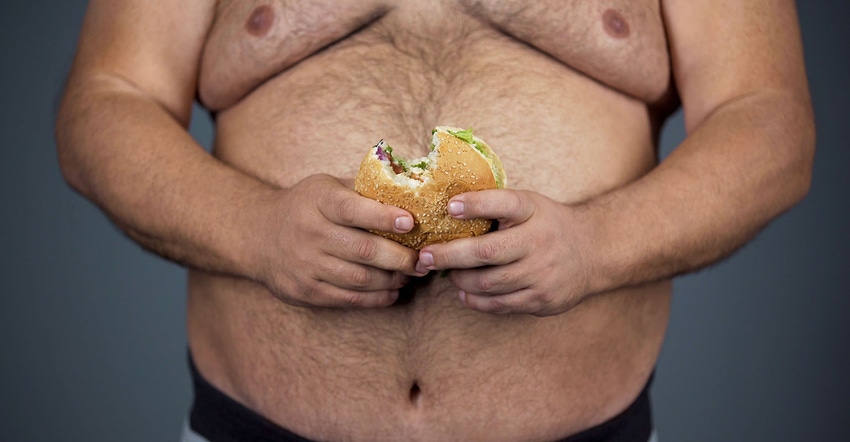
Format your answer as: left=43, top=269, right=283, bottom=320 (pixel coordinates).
left=254, top=174, right=426, bottom=309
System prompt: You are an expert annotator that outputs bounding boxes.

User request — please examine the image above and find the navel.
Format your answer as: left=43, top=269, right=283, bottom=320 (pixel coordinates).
left=408, top=381, right=422, bottom=406
left=246, top=4, right=274, bottom=37
left=602, top=8, right=630, bottom=39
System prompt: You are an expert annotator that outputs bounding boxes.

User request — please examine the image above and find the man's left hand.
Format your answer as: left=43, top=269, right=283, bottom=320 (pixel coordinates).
left=416, top=189, right=598, bottom=316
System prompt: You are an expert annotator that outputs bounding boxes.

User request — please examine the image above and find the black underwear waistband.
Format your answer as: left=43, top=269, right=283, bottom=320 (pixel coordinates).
left=188, top=355, right=653, bottom=442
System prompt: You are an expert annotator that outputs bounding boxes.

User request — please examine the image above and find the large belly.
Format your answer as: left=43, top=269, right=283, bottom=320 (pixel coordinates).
left=188, top=20, right=670, bottom=442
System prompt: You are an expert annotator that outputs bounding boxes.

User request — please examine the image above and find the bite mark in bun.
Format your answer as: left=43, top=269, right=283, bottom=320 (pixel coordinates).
left=354, top=127, right=507, bottom=250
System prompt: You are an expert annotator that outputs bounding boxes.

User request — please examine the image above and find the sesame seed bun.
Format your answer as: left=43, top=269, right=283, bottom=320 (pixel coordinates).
left=354, top=127, right=507, bottom=250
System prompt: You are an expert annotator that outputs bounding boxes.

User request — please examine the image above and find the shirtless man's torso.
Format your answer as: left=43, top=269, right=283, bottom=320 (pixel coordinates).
left=56, top=0, right=814, bottom=441
left=189, top=1, right=672, bottom=440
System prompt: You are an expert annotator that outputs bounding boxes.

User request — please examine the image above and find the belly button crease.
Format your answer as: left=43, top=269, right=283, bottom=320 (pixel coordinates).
left=408, top=381, right=422, bottom=406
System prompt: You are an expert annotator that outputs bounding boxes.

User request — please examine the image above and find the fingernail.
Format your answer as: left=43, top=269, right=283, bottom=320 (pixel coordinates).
left=419, top=251, right=434, bottom=268
left=414, top=260, right=429, bottom=275
left=395, top=216, right=413, bottom=231
left=448, top=200, right=464, bottom=216
left=458, top=290, right=467, bottom=304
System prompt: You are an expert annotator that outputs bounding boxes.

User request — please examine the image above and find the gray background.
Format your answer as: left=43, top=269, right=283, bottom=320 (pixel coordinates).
left=1, top=1, right=847, bottom=440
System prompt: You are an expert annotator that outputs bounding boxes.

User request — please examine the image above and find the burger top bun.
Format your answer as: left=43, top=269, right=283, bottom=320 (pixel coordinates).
left=354, top=126, right=507, bottom=250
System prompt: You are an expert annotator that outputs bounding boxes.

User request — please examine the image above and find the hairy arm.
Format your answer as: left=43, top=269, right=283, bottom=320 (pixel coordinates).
left=56, top=0, right=421, bottom=308
left=418, top=0, right=815, bottom=314
left=587, top=0, right=815, bottom=292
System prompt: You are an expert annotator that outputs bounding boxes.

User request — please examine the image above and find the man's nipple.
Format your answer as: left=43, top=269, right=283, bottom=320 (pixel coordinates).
left=602, top=9, right=630, bottom=39
left=246, top=5, right=274, bottom=37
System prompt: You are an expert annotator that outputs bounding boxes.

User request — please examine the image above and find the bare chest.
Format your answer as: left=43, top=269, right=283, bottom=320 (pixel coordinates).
left=199, top=0, right=671, bottom=110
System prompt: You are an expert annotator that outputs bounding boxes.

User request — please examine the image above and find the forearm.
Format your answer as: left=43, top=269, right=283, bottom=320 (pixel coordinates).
left=56, top=74, right=275, bottom=280
left=584, top=91, right=815, bottom=293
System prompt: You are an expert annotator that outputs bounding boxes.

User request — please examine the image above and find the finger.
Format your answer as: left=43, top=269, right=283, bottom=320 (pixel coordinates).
left=322, top=187, right=414, bottom=234
left=447, top=189, right=535, bottom=229
left=458, top=288, right=538, bottom=315
left=338, top=177, right=355, bottom=189
left=301, top=280, right=401, bottom=309
left=418, top=229, right=527, bottom=271
left=449, top=264, right=531, bottom=297
left=325, top=227, right=424, bottom=276
left=317, top=257, right=410, bottom=292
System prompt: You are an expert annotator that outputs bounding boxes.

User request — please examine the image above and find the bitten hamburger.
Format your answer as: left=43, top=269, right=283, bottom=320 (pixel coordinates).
left=354, top=126, right=507, bottom=249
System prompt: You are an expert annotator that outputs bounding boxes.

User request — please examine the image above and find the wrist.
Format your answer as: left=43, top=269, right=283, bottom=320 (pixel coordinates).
left=232, top=186, right=287, bottom=286
left=570, top=196, right=640, bottom=296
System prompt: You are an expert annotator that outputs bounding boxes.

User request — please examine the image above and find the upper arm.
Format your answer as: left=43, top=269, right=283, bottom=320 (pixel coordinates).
left=662, top=0, right=812, bottom=131
left=65, top=0, right=217, bottom=125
